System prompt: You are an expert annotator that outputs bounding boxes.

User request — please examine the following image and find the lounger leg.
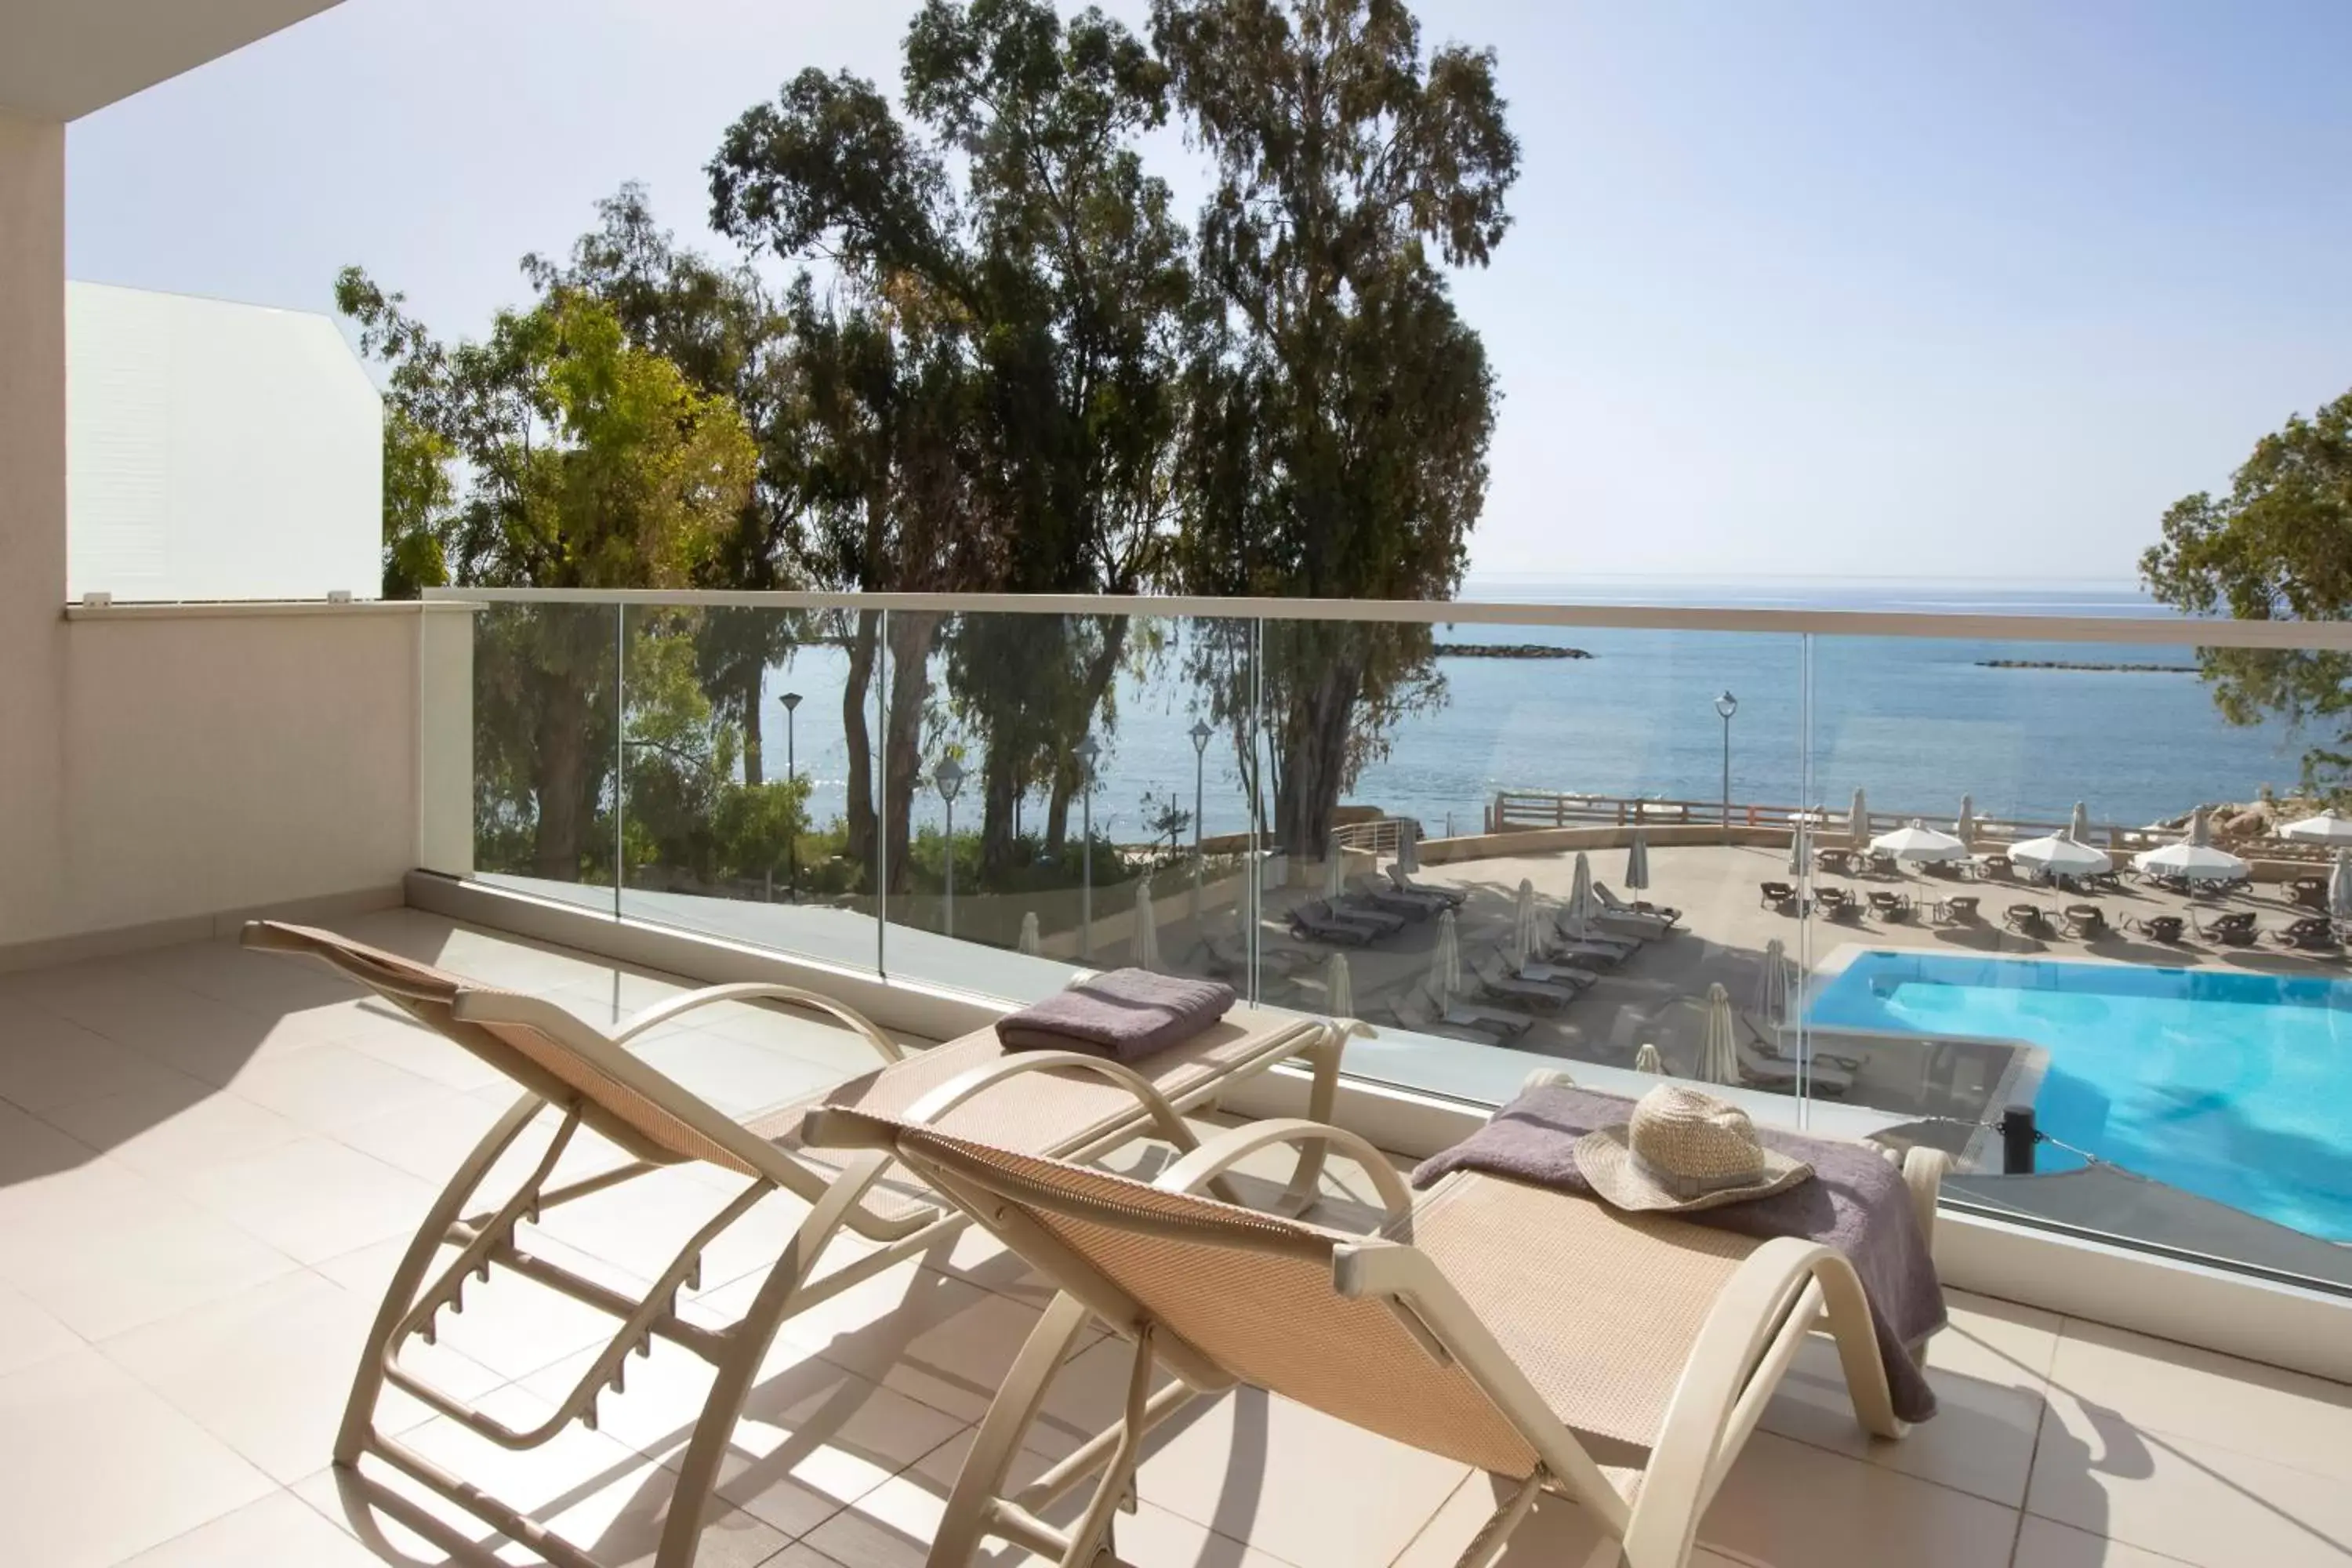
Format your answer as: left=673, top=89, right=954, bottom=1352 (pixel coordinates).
left=1450, top=1471, right=1545, bottom=1568
left=1060, top=1323, right=1156, bottom=1568
left=1275, top=1024, right=1347, bottom=1214
left=931, top=1291, right=1096, bottom=1568
left=652, top=1150, right=898, bottom=1568
left=336, top=1091, right=544, bottom=1469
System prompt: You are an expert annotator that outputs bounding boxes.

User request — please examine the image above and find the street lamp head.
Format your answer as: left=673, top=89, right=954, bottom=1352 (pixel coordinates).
left=1715, top=690, right=1739, bottom=720
left=779, top=691, right=802, bottom=713
left=1075, top=734, right=1101, bottom=770
left=1189, top=719, right=1212, bottom=755
left=933, top=754, right=965, bottom=802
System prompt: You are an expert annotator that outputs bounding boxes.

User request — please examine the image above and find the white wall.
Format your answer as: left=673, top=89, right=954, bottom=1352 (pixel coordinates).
left=67, top=281, right=379, bottom=602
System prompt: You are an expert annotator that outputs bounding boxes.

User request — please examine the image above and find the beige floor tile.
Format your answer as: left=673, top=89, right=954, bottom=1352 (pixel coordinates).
left=0, top=1095, right=101, bottom=1188
left=0, top=1282, right=84, bottom=1377
left=0, top=1344, right=275, bottom=1568
left=1699, top=1432, right=2018, bottom=1568
left=521, top=1334, right=968, bottom=1539
left=33, top=1080, right=307, bottom=1179
left=114, top=1486, right=389, bottom=1566
left=330, top=1086, right=517, bottom=1182
left=147, top=938, right=368, bottom=1014
left=294, top=1385, right=790, bottom=1568
left=627, top=1028, right=851, bottom=1117
left=2010, top=1513, right=2201, bottom=1568
left=99, top=1266, right=501, bottom=1485
left=0, top=1156, right=303, bottom=1340
left=2046, top=1317, right=2352, bottom=1482
left=755, top=1258, right=1087, bottom=1425
left=220, top=1040, right=452, bottom=1132
left=330, top=1004, right=517, bottom=1093
left=26, top=975, right=318, bottom=1085
left=1127, top=1385, right=1473, bottom=1568
left=1761, top=1291, right=2054, bottom=1506
left=2030, top=1385, right=2352, bottom=1567
left=0, top=998, right=209, bottom=1112
left=1392, top=1472, right=1755, bottom=1568
left=179, top=1134, right=437, bottom=1264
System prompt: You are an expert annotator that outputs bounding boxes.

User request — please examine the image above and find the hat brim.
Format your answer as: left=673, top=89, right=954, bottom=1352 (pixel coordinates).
left=1573, top=1124, right=1813, bottom=1213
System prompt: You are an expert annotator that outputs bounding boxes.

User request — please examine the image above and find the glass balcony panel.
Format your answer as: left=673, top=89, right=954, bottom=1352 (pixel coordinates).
left=609, top=604, right=884, bottom=973
left=467, top=601, right=623, bottom=916
left=877, top=610, right=1263, bottom=1003
left=1798, top=627, right=2352, bottom=1291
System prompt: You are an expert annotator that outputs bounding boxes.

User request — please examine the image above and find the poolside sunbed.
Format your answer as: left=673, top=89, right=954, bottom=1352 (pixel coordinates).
left=1593, top=881, right=1682, bottom=933
left=241, top=920, right=1341, bottom=1568
left=2273, top=916, right=2339, bottom=952
left=1288, top=898, right=1382, bottom=946
left=1385, top=862, right=1469, bottom=908
left=1417, top=980, right=1537, bottom=1037
left=804, top=1080, right=1948, bottom=1568
left=1392, top=992, right=1504, bottom=1045
left=1472, top=949, right=1584, bottom=1010
left=1346, top=873, right=1446, bottom=920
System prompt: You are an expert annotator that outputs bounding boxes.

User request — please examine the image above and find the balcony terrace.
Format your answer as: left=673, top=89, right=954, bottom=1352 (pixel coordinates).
left=5, top=909, right=2350, bottom=1568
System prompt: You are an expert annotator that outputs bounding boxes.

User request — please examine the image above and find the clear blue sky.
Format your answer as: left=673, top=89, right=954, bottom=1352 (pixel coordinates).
left=64, top=0, right=2352, bottom=583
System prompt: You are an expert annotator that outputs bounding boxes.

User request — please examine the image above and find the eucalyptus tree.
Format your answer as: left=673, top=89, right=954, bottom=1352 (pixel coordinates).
left=1152, top=0, right=1518, bottom=851
left=2142, top=389, right=2352, bottom=799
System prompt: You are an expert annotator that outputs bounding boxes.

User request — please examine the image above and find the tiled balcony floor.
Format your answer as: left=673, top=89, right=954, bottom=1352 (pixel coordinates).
left=1, top=909, right=2347, bottom=1566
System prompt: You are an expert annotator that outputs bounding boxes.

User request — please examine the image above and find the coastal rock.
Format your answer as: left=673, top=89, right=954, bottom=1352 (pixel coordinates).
left=1431, top=642, right=1591, bottom=659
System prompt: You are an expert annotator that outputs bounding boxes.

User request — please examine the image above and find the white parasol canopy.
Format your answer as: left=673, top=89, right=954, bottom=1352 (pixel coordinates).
left=1624, top=830, right=1652, bottom=892
left=1698, top=983, right=1739, bottom=1086
left=1849, top=788, right=1870, bottom=850
left=1397, top=818, right=1421, bottom=874
left=2282, top=810, right=2352, bottom=845
left=1955, top=794, right=1976, bottom=848
left=1429, top=909, right=1462, bottom=1000
left=1133, top=877, right=1160, bottom=972
left=1567, top=852, right=1596, bottom=927
left=1870, top=818, right=1969, bottom=864
left=1512, top=879, right=1539, bottom=967
left=2011, top=832, right=2112, bottom=878
left=1752, top=937, right=1792, bottom=1029
left=2069, top=801, right=2093, bottom=844
left=1634, top=1043, right=1664, bottom=1075
left=1017, top=911, right=1041, bottom=956
left=1324, top=951, right=1353, bottom=1020
left=1787, top=821, right=1809, bottom=877
left=1324, top=838, right=1346, bottom=901
left=2132, top=808, right=2249, bottom=884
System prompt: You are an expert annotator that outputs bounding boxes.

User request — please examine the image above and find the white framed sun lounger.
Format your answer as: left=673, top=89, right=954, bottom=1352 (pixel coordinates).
left=804, top=1083, right=1948, bottom=1568
left=242, top=920, right=1341, bottom=1568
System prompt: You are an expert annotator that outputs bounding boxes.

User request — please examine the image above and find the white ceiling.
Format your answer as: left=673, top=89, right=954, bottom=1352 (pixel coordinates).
left=0, top=0, right=343, bottom=121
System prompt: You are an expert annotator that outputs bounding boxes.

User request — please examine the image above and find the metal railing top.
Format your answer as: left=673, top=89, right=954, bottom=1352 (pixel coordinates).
left=418, top=586, right=2352, bottom=652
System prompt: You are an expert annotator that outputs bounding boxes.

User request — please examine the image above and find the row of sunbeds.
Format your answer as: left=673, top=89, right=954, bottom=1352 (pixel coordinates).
left=237, top=918, right=1945, bottom=1568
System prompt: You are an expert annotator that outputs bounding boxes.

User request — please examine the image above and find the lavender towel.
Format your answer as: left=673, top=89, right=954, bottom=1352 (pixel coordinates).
left=1413, top=1084, right=1946, bottom=1422
left=995, top=969, right=1236, bottom=1062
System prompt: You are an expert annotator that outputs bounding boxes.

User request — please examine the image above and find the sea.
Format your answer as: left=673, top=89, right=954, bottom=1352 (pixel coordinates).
left=750, top=579, right=2312, bottom=845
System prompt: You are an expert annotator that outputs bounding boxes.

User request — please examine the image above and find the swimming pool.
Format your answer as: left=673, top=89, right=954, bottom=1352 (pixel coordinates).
left=1805, top=950, right=2352, bottom=1242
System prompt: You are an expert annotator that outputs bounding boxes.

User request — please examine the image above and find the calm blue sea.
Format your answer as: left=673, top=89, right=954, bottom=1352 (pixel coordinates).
left=755, top=580, right=2307, bottom=844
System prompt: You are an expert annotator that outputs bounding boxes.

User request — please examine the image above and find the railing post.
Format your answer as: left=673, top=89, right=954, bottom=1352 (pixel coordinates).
left=1999, top=1105, right=2038, bottom=1174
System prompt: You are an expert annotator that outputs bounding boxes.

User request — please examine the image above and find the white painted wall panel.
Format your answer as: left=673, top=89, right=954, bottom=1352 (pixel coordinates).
left=67, top=281, right=379, bottom=601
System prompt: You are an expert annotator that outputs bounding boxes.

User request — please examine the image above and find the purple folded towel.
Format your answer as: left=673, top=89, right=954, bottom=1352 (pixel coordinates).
left=1413, top=1084, right=1947, bottom=1423
left=995, top=969, right=1237, bottom=1062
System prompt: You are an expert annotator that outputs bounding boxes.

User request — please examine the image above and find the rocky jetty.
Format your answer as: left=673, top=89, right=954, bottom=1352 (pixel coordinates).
left=1975, top=659, right=2198, bottom=673
left=1432, top=642, right=1591, bottom=659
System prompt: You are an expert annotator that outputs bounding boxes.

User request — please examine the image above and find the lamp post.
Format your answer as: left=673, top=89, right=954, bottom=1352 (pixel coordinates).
left=1189, top=720, right=1212, bottom=920
left=1715, top=690, right=1739, bottom=843
left=1076, top=733, right=1100, bottom=960
left=933, top=755, right=964, bottom=938
left=779, top=692, right=802, bottom=900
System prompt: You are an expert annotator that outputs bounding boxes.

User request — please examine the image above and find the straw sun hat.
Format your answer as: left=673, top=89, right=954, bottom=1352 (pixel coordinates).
left=1574, top=1083, right=1813, bottom=1212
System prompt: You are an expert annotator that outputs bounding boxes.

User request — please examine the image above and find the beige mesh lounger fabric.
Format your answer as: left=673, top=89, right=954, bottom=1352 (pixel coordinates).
left=241, top=920, right=1341, bottom=1568
left=804, top=1079, right=1951, bottom=1568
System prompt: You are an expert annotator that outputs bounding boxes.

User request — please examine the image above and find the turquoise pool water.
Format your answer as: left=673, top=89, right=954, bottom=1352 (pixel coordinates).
left=1806, top=951, right=2352, bottom=1242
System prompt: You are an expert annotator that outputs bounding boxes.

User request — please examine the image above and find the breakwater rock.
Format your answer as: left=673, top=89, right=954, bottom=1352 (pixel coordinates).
left=1433, top=642, right=1592, bottom=659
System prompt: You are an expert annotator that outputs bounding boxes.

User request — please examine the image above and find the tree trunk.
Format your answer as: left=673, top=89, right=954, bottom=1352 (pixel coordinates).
left=843, top=609, right=880, bottom=884
left=1044, top=615, right=1131, bottom=856
left=532, top=670, right=592, bottom=880
left=978, top=743, right=1022, bottom=884
left=881, top=611, right=939, bottom=895
left=1276, top=655, right=1363, bottom=856
left=739, top=666, right=764, bottom=787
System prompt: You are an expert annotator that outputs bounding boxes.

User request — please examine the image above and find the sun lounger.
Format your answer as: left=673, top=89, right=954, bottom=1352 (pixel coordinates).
left=1550, top=910, right=1643, bottom=958
left=1737, top=1033, right=1853, bottom=1096
left=1418, top=981, right=1537, bottom=1037
left=1324, top=893, right=1408, bottom=935
left=2062, top=903, right=2107, bottom=938
left=1517, top=954, right=1602, bottom=988
left=1288, top=898, right=1380, bottom=946
left=1198, top=932, right=1299, bottom=980
left=1385, top=862, right=1469, bottom=907
left=2198, top=909, right=2257, bottom=946
left=1345, top=873, right=1444, bottom=920
left=803, top=1083, right=1947, bottom=1568
left=1392, top=991, right=1504, bottom=1045
left=1541, top=932, right=1633, bottom=971
left=1741, top=1011, right=1865, bottom=1073
left=1816, top=885, right=1859, bottom=921
left=2125, top=913, right=2186, bottom=943
left=1594, top=881, right=1682, bottom=931
left=2002, top=903, right=2049, bottom=936
left=1472, top=950, right=1584, bottom=1010
left=2273, top=916, right=2339, bottom=952
left=1759, top=880, right=1799, bottom=912
left=1867, top=889, right=1911, bottom=921
left=241, top=920, right=1341, bottom=1568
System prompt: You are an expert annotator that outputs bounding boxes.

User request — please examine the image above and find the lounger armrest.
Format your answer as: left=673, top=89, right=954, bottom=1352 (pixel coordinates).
left=1900, top=1146, right=1951, bottom=1245
left=899, top=1052, right=1207, bottom=1164
left=609, top=982, right=904, bottom=1064
left=1154, top=1119, right=1412, bottom=1227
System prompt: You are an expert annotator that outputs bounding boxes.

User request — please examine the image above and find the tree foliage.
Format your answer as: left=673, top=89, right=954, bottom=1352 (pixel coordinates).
left=2141, top=390, right=2352, bottom=798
